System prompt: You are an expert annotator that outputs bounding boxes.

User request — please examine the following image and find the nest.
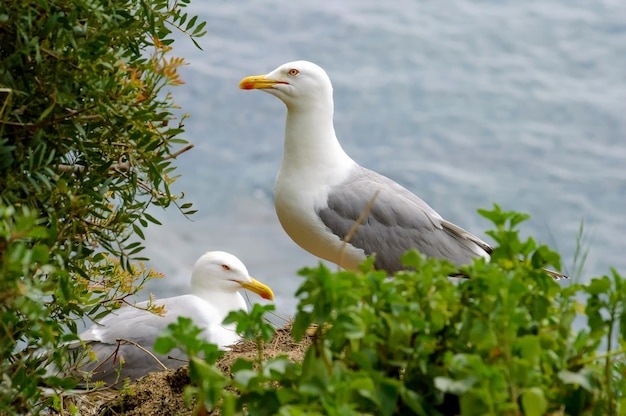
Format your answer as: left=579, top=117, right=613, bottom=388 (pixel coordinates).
left=51, top=323, right=312, bottom=416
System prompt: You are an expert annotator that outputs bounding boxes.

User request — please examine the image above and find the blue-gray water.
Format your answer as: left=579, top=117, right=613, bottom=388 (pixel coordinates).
left=142, top=0, right=626, bottom=315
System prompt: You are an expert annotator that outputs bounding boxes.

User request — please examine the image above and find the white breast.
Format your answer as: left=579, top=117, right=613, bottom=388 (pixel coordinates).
left=274, top=164, right=367, bottom=270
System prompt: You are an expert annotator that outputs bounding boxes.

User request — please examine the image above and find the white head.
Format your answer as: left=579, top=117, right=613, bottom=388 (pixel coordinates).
left=190, top=251, right=274, bottom=300
left=239, top=60, right=334, bottom=112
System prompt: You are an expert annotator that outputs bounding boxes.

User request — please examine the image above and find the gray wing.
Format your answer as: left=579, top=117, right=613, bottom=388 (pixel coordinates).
left=72, top=301, right=189, bottom=386
left=71, top=339, right=188, bottom=387
left=317, top=166, right=491, bottom=273
left=71, top=295, right=234, bottom=386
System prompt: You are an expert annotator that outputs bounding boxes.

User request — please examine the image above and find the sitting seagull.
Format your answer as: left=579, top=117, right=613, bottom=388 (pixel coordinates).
left=66, top=251, right=274, bottom=386
left=239, top=61, right=564, bottom=278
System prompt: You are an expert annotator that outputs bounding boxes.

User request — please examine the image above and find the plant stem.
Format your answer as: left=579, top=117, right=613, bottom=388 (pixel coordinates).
left=605, top=304, right=615, bottom=416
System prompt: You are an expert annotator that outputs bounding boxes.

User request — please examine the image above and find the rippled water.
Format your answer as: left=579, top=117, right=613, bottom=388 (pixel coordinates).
left=142, top=0, right=626, bottom=313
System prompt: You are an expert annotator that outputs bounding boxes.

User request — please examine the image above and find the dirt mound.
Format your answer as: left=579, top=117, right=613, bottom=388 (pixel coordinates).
left=97, top=366, right=191, bottom=416
left=55, top=324, right=311, bottom=415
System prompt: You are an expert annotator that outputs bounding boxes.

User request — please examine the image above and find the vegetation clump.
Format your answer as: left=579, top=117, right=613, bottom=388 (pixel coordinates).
left=0, top=0, right=205, bottom=412
left=154, top=206, right=626, bottom=416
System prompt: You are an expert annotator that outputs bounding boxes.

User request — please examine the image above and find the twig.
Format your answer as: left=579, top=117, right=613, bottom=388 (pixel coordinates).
left=0, top=119, right=34, bottom=127
left=56, top=160, right=130, bottom=174
left=41, top=47, right=60, bottom=59
left=166, top=355, right=189, bottom=364
left=337, top=190, right=379, bottom=270
left=96, top=293, right=133, bottom=306
left=165, top=143, right=194, bottom=159
left=54, top=143, right=194, bottom=173
left=115, top=338, right=168, bottom=370
left=575, top=348, right=626, bottom=366
left=0, top=88, right=12, bottom=120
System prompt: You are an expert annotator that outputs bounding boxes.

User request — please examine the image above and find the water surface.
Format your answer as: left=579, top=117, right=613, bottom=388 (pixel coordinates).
left=142, top=0, right=626, bottom=314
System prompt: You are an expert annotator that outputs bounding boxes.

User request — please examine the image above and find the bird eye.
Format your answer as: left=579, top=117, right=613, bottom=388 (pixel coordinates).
left=221, top=264, right=231, bottom=271
left=288, top=68, right=299, bottom=76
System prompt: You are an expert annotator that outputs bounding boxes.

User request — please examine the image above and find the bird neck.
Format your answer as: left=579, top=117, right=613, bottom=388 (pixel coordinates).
left=191, top=287, right=247, bottom=322
left=282, top=106, right=353, bottom=176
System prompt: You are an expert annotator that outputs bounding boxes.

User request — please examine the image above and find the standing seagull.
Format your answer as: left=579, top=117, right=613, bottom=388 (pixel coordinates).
left=239, top=61, right=493, bottom=274
left=66, top=251, right=274, bottom=386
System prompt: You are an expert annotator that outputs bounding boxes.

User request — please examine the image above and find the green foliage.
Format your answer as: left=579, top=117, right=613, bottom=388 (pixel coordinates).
left=224, top=303, right=277, bottom=344
left=0, top=0, right=204, bottom=412
left=154, top=305, right=278, bottom=414
left=154, top=316, right=231, bottom=412
left=159, top=206, right=626, bottom=415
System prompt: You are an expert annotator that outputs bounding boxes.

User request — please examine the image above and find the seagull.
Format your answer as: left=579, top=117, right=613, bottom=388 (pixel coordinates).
left=66, top=251, right=274, bottom=386
left=239, top=61, right=564, bottom=278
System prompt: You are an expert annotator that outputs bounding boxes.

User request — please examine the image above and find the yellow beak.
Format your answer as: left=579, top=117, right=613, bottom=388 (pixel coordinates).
left=239, top=75, right=284, bottom=90
left=239, top=277, right=275, bottom=301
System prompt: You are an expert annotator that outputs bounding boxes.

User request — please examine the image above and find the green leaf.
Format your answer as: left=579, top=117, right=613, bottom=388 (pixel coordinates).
left=232, top=369, right=257, bottom=389
left=516, top=335, right=541, bottom=363
left=231, top=358, right=254, bottom=373
left=558, top=370, right=594, bottom=392
left=186, top=15, right=198, bottom=31
left=618, top=397, right=626, bottom=416
left=350, top=376, right=376, bottom=400
left=377, top=379, right=400, bottom=416
left=585, top=276, right=612, bottom=295
left=521, top=388, right=548, bottom=416
left=194, top=21, right=207, bottom=34
left=459, top=392, right=489, bottom=416
left=189, top=358, right=228, bottom=409
left=478, top=204, right=504, bottom=225
left=143, top=212, right=162, bottom=225
left=153, top=335, right=177, bottom=354
left=38, top=102, right=56, bottom=122
left=132, top=223, right=146, bottom=240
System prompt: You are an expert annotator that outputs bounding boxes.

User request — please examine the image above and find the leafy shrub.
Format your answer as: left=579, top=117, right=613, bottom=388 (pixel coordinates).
left=0, top=0, right=205, bottom=412
left=157, top=205, right=626, bottom=415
